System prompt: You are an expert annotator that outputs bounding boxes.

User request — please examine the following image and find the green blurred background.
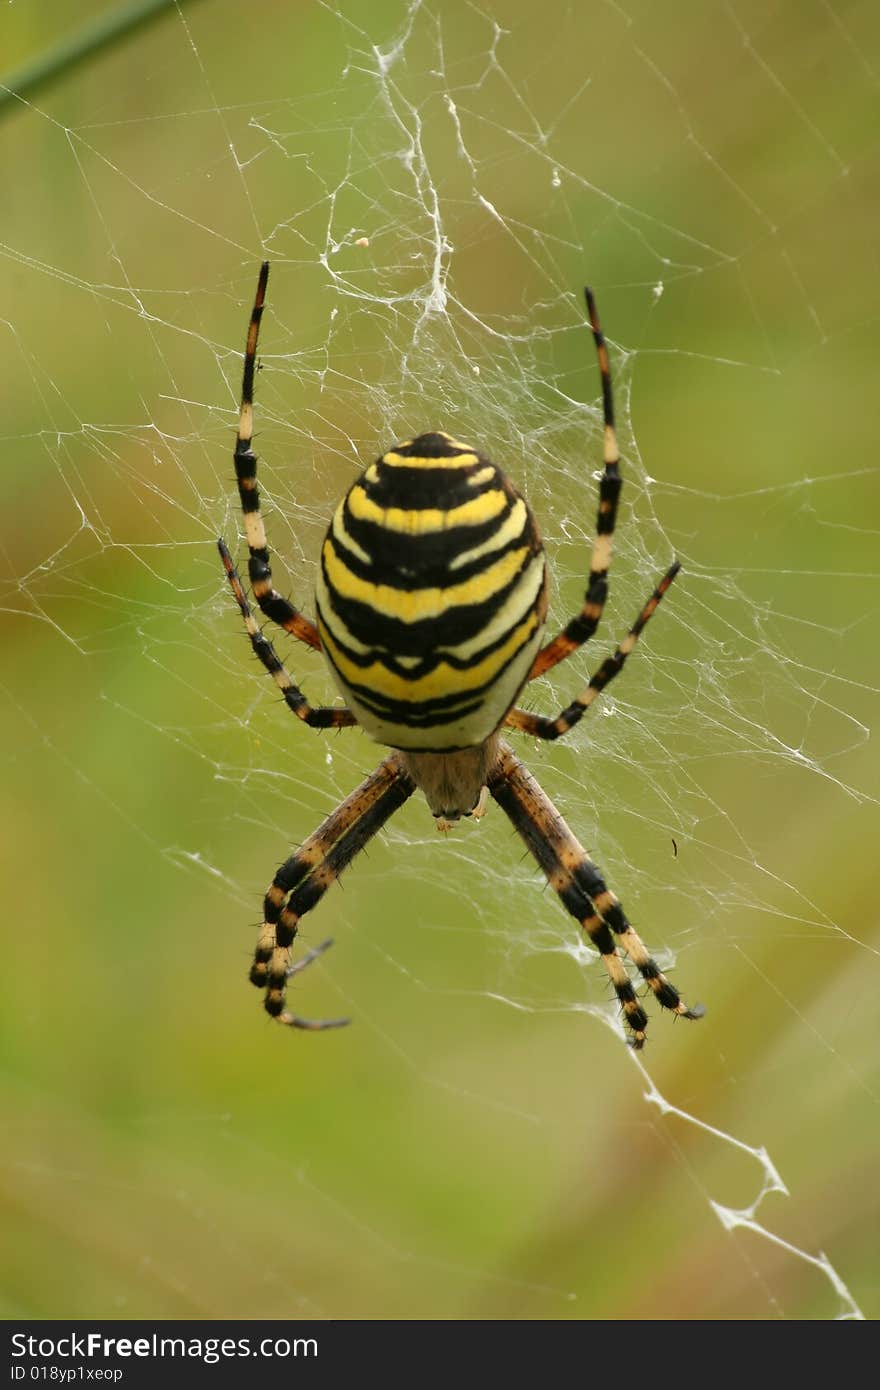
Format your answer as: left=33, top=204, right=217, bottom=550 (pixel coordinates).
left=2, top=0, right=878, bottom=1320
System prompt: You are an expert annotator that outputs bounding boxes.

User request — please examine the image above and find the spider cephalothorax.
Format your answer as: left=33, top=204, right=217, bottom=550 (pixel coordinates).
left=219, top=263, right=703, bottom=1047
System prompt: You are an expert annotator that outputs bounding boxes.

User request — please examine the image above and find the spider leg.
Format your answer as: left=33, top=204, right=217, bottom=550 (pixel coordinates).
left=253, top=753, right=416, bottom=1026
left=487, top=741, right=703, bottom=1048
left=276, top=940, right=346, bottom=1032
left=505, top=560, right=679, bottom=741
left=529, top=288, right=623, bottom=681
left=227, top=260, right=321, bottom=652
left=219, top=538, right=356, bottom=729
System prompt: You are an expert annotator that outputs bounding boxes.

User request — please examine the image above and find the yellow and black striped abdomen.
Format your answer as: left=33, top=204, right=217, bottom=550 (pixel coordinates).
left=315, top=432, right=548, bottom=751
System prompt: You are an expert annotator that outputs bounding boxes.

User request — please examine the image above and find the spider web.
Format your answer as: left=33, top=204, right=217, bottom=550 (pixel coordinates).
left=2, top=0, right=878, bottom=1321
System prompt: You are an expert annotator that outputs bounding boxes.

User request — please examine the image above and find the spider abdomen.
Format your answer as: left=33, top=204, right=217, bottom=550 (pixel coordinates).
left=315, top=431, right=548, bottom=751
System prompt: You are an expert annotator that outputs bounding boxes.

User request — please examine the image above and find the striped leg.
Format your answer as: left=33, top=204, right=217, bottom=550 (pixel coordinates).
left=219, top=538, right=356, bottom=729
left=529, top=288, right=623, bottom=681
left=254, top=754, right=416, bottom=1026
left=487, top=742, right=702, bottom=1047
left=226, top=260, right=321, bottom=652
left=505, top=561, right=680, bottom=741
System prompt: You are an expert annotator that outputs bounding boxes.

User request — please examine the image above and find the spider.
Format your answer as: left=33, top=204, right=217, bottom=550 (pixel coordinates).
left=219, top=263, right=704, bottom=1048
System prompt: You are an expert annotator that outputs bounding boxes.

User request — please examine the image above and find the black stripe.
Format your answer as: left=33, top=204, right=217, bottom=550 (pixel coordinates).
left=365, top=458, right=503, bottom=510
left=318, top=599, right=536, bottom=680
left=558, top=877, right=595, bottom=919
left=572, top=857, right=612, bottom=905
left=340, top=494, right=519, bottom=578
left=654, top=979, right=682, bottom=1009
left=257, top=591, right=295, bottom=625
left=247, top=548, right=270, bottom=575
left=349, top=689, right=487, bottom=730
left=596, top=468, right=621, bottom=535
left=319, top=549, right=541, bottom=655
left=320, top=645, right=523, bottom=718
left=563, top=576, right=607, bottom=644
left=327, top=512, right=535, bottom=592
left=391, top=432, right=475, bottom=458
left=234, top=444, right=260, bottom=511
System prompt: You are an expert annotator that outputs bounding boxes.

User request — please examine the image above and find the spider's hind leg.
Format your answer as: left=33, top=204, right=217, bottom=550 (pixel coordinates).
left=252, top=753, right=416, bottom=1027
left=487, top=741, right=703, bottom=1047
left=250, top=938, right=346, bottom=1031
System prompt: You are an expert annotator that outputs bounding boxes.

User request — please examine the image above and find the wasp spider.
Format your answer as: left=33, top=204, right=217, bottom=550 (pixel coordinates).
left=220, top=263, right=704, bottom=1048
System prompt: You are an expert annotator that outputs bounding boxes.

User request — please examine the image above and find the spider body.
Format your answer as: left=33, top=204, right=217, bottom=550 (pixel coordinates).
left=220, top=263, right=704, bottom=1046
left=316, top=432, right=548, bottom=760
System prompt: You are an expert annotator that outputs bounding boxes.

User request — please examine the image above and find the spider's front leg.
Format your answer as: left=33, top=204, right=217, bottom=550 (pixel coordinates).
left=488, top=741, right=703, bottom=1047
left=232, top=260, right=322, bottom=652
left=528, top=287, right=622, bottom=682
left=252, top=753, right=416, bottom=1027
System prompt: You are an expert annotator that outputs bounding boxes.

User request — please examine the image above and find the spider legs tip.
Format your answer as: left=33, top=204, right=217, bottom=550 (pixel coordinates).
left=282, top=1013, right=351, bottom=1032
left=285, top=937, right=337, bottom=978
left=217, top=536, right=236, bottom=576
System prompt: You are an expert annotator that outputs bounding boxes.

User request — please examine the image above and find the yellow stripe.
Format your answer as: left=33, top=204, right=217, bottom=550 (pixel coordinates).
left=381, top=449, right=480, bottom=470
left=449, top=499, right=527, bottom=569
left=244, top=512, right=266, bottom=551
left=346, top=483, right=508, bottom=534
left=331, top=504, right=371, bottom=563
left=318, top=553, right=546, bottom=661
left=439, top=554, right=545, bottom=659
left=322, top=537, right=531, bottom=623
left=319, top=608, right=540, bottom=704
left=466, top=465, right=496, bottom=487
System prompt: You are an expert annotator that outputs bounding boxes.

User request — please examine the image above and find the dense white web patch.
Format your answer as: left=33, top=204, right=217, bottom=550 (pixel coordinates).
left=2, top=0, right=878, bottom=1319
